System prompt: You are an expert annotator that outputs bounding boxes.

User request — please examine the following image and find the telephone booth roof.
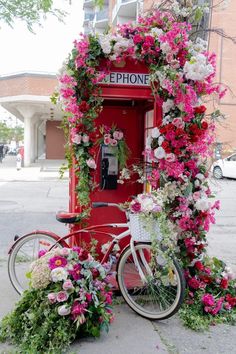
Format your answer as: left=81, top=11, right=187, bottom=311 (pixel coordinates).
left=99, top=59, right=153, bottom=100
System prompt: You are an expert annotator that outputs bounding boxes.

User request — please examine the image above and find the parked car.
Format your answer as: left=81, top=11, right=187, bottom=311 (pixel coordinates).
left=212, top=153, right=236, bottom=179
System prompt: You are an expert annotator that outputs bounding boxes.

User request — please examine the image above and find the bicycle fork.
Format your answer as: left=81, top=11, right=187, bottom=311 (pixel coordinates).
left=130, top=239, right=153, bottom=283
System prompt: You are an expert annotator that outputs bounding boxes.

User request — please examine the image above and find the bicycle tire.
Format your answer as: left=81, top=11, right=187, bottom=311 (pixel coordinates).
left=117, top=242, right=185, bottom=320
left=8, top=231, right=66, bottom=295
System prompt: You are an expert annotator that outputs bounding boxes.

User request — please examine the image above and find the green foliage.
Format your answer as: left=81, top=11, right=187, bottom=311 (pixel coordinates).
left=179, top=301, right=236, bottom=331
left=0, top=0, right=68, bottom=31
left=0, top=289, right=76, bottom=353
left=0, top=122, right=24, bottom=143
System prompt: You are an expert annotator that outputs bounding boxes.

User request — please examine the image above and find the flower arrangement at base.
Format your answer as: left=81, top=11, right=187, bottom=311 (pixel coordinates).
left=0, top=247, right=114, bottom=353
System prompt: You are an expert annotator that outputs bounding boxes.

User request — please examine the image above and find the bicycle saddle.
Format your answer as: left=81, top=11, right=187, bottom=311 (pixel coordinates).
left=56, top=211, right=79, bottom=224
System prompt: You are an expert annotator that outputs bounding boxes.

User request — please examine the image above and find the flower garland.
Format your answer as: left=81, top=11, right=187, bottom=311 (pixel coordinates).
left=57, top=9, right=236, bottom=328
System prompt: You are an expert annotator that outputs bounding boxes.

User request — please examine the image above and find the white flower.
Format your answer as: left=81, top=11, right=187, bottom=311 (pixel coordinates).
left=151, top=127, right=160, bottom=138
left=51, top=267, right=68, bottom=282
left=146, top=136, right=152, bottom=148
left=151, top=28, right=163, bottom=37
left=158, top=136, right=164, bottom=146
left=99, top=34, right=112, bottom=54
left=195, top=198, right=211, bottom=211
left=154, top=147, right=166, bottom=159
left=162, top=99, right=174, bottom=114
left=160, top=42, right=171, bottom=54
left=183, top=53, right=214, bottom=81
left=140, top=197, right=155, bottom=212
left=196, top=173, right=205, bottom=181
left=58, top=305, right=71, bottom=316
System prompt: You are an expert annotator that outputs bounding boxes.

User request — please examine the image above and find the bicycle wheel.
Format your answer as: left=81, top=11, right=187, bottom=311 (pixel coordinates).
left=8, top=232, right=65, bottom=295
left=117, top=242, right=185, bottom=320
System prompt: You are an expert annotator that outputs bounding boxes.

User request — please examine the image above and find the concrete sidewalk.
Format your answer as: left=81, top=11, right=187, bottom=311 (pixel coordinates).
left=0, top=155, right=69, bottom=181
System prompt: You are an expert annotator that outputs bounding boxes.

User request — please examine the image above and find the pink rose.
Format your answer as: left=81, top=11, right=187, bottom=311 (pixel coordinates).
left=82, top=134, right=89, bottom=143
left=59, top=248, right=70, bottom=257
left=104, top=136, right=111, bottom=145
left=56, top=291, right=69, bottom=302
left=86, top=158, right=97, bottom=169
left=48, top=293, right=57, bottom=304
left=113, top=131, right=123, bottom=140
left=72, top=134, right=82, bottom=144
left=58, top=305, right=71, bottom=316
left=63, top=279, right=74, bottom=291
left=110, top=139, right=118, bottom=146
left=130, top=201, right=141, bottom=213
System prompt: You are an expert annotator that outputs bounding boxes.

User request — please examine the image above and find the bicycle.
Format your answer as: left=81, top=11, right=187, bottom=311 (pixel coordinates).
left=8, top=202, right=186, bottom=320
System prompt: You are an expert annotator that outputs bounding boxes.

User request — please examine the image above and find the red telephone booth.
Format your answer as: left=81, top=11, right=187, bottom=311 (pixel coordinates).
left=69, top=59, right=162, bottom=256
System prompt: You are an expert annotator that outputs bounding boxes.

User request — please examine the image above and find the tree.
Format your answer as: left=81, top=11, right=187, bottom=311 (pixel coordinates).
left=0, top=121, right=23, bottom=143
left=0, top=0, right=70, bottom=31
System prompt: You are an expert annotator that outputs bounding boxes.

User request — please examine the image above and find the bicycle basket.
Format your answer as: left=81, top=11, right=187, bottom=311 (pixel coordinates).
left=129, top=214, right=162, bottom=242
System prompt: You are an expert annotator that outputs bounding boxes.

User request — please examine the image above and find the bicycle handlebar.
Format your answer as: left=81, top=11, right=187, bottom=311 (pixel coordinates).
left=92, top=202, right=124, bottom=210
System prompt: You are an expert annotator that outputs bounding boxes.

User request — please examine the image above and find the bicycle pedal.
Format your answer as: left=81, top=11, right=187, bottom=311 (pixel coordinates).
left=14, top=235, right=20, bottom=241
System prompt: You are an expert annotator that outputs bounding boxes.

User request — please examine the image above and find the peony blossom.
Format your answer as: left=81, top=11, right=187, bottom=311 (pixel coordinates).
left=48, top=293, right=57, bottom=304
left=51, top=267, right=68, bottom=282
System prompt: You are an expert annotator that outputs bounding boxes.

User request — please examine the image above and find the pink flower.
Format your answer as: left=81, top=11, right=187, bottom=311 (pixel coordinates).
left=104, top=136, right=111, bottom=145
left=69, top=263, right=82, bottom=281
left=72, top=134, right=82, bottom=144
left=110, top=139, right=118, bottom=146
left=113, top=131, right=123, bottom=140
left=82, top=134, right=89, bottom=143
left=38, top=249, right=47, bottom=258
left=56, top=291, right=69, bottom=302
left=49, top=256, right=67, bottom=270
left=202, top=293, right=215, bottom=307
left=59, top=248, right=70, bottom=257
left=130, top=202, right=141, bottom=213
left=71, top=301, right=87, bottom=320
left=133, top=34, right=143, bottom=44
left=48, top=293, right=57, bottom=304
left=63, top=279, right=74, bottom=291
left=86, top=158, right=97, bottom=169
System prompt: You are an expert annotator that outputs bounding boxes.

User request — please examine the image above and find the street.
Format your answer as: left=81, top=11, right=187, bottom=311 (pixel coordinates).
left=0, top=156, right=236, bottom=353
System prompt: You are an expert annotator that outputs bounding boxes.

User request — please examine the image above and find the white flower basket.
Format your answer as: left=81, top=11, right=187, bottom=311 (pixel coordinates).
left=129, top=213, right=162, bottom=242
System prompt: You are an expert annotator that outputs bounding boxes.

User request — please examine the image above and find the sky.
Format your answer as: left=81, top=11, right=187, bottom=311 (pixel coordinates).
left=0, top=0, right=84, bottom=75
left=0, top=1, right=84, bottom=121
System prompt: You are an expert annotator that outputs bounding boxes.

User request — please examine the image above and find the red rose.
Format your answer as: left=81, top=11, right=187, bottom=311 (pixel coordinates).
left=220, top=278, right=229, bottom=289
left=188, top=277, right=201, bottom=290
left=92, top=268, right=100, bottom=279
left=79, top=249, right=89, bottom=261
left=79, top=101, right=90, bottom=113
left=201, top=121, right=208, bottom=130
left=195, top=261, right=205, bottom=272
left=194, top=105, right=207, bottom=114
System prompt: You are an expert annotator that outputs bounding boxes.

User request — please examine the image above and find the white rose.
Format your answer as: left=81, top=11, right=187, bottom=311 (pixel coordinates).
left=58, top=305, right=71, bottom=316
left=154, top=147, right=166, bottom=159
left=158, top=136, right=164, bottom=146
left=151, top=127, right=160, bottom=138
left=195, top=198, right=211, bottom=211
left=141, top=198, right=154, bottom=212
left=162, top=99, right=174, bottom=114
left=51, top=267, right=68, bottom=282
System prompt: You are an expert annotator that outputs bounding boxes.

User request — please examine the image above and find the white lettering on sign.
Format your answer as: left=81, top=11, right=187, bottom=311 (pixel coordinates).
left=103, top=72, right=150, bottom=86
